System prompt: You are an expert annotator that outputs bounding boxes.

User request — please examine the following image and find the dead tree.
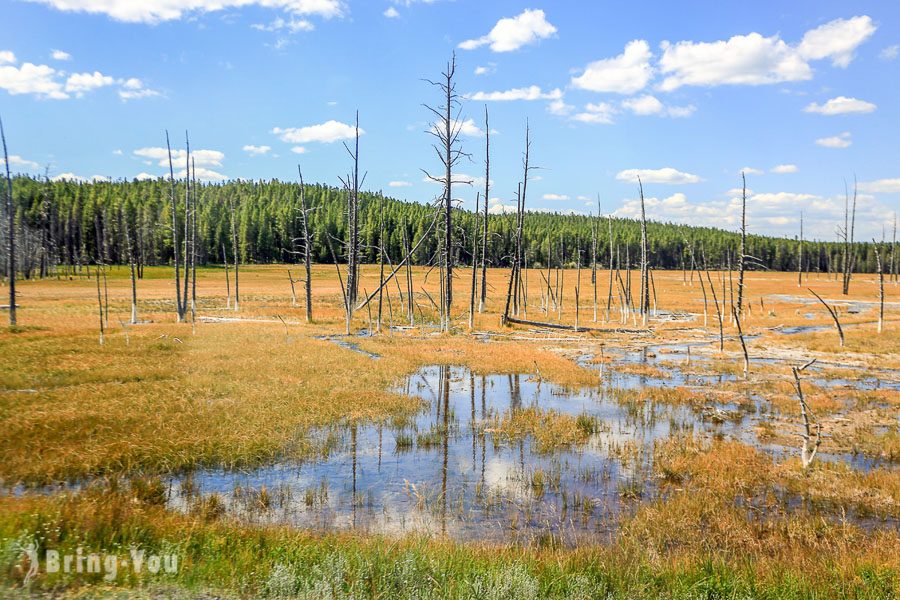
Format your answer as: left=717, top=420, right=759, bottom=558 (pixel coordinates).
left=792, top=358, right=821, bottom=469
left=706, top=271, right=724, bottom=351
left=809, top=288, right=844, bottom=347
left=338, top=112, right=364, bottom=333
left=891, top=212, right=897, bottom=284
left=297, top=167, right=313, bottom=322
left=479, top=105, right=490, bottom=313
left=736, top=172, right=747, bottom=314
left=592, top=197, right=599, bottom=322
left=165, top=131, right=183, bottom=321
left=222, top=243, right=231, bottom=309
left=287, top=269, right=298, bottom=307
left=0, top=115, right=15, bottom=326
left=228, top=195, right=239, bottom=311
left=606, top=215, right=614, bottom=322
left=469, top=193, right=479, bottom=330
left=122, top=207, right=138, bottom=324
left=377, top=193, right=385, bottom=332
left=181, top=132, right=192, bottom=322
left=190, top=156, right=198, bottom=323
left=95, top=265, right=104, bottom=345
left=797, top=210, right=804, bottom=287
left=732, top=306, right=749, bottom=378
left=841, top=178, right=857, bottom=295
left=638, top=177, right=650, bottom=325
left=423, top=53, right=469, bottom=331
left=873, top=239, right=884, bottom=334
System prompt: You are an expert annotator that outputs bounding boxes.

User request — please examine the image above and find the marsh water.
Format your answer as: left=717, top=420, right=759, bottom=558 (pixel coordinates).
left=164, top=339, right=899, bottom=543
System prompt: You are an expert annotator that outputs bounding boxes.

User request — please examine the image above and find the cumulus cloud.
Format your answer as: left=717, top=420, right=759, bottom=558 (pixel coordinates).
left=468, top=85, right=561, bottom=101
left=614, top=188, right=890, bottom=238
left=51, top=172, right=88, bottom=182
left=621, top=94, right=695, bottom=117
left=252, top=16, right=314, bottom=33
left=383, top=6, right=399, bottom=18
left=616, top=167, right=701, bottom=185
left=815, top=132, right=852, bottom=148
left=858, top=179, right=900, bottom=193
left=134, top=172, right=156, bottom=181
left=771, top=164, right=798, bottom=174
left=25, top=0, right=345, bottom=24
left=290, top=146, right=307, bottom=154
left=2, top=155, right=40, bottom=171
left=272, top=120, right=360, bottom=144
left=880, top=45, right=899, bottom=61
left=0, top=53, right=158, bottom=100
left=459, top=9, right=556, bottom=53
left=243, top=144, right=271, bottom=155
left=741, top=167, right=764, bottom=175
left=65, top=71, right=116, bottom=95
left=803, top=96, right=876, bottom=115
left=547, top=98, right=574, bottom=116
left=388, top=180, right=412, bottom=187
left=658, top=16, right=875, bottom=91
left=488, top=197, right=517, bottom=215
left=474, top=63, right=496, bottom=76
left=571, top=40, right=653, bottom=94
left=51, top=49, right=71, bottom=61
left=542, top=193, right=569, bottom=201
left=572, top=102, right=616, bottom=124
left=133, top=147, right=225, bottom=168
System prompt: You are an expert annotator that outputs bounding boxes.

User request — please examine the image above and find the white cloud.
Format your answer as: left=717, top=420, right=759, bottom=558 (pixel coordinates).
left=383, top=6, right=399, bottom=18
left=616, top=167, right=701, bottom=184
left=797, top=16, right=875, bottom=68
left=0, top=51, right=15, bottom=65
left=815, top=132, right=852, bottom=148
left=252, top=16, right=314, bottom=33
left=771, top=164, right=798, bottom=174
left=1, top=155, right=40, bottom=170
left=572, top=102, right=616, bottom=124
left=459, top=9, right=556, bottom=53
left=134, top=172, right=156, bottom=181
left=243, top=144, right=271, bottom=155
left=51, top=49, right=71, bottom=61
left=741, top=167, right=764, bottom=175
left=51, top=172, right=88, bottom=182
left=388, top=180, right=412, bottom=187
left=177, top=167, right=228, bottom=181
left=25, top=0, right=345, bottom=24
left=290, top=146, right=307, bottom=154
left=65, top=71, right=115, bottom=95
left=112, top=149, right=123, bottom=155
left=621, top=94, right=695, bottom=118
left=133, top=147, right=225, bottom=168
left=880, top=45, right=899, bottom=61
left=272, top=120, right=360, bottom=143
left=117, top=77, right=160, bottom=100
left=547, top=98, right=573, bottom=116
left=658, top=16, right=875, bottom=91
left=468, top=85, right=561, bottom=102
left=571, top=40, right=653, bottom=94
left=803, top=96, right=876, bottom=115
left=542, top=193, right=569, bottom=201
left=858, top=179, right=900, bottom=193
left=488, top=197, right=517, bottom=215
left=0, top=62, right=68, bottom=99
left=474, top=63, right=496, bottom=76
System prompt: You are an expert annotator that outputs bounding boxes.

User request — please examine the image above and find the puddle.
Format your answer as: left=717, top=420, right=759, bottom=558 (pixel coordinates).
left=166, top=366, right=745, bottom=544
left=314, top=335, right=381, bottom=359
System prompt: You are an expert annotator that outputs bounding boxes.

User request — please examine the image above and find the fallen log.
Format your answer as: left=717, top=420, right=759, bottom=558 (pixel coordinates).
left=503, top=315, right=651, bottom=335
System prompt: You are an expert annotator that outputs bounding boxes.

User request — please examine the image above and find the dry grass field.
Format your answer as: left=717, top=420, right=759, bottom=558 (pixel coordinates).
left=1, top=264, right=898, bottom=597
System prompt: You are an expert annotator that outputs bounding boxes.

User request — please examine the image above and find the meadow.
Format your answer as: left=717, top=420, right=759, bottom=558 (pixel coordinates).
left=1, top=264, right=898, bottom=598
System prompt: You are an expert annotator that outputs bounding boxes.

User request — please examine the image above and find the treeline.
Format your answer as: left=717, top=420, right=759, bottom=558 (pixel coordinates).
left=2, top=175, right=890, bottom=277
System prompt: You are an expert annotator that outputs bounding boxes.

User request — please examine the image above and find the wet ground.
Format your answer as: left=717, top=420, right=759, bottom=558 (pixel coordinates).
left=165, top=338, right=899, bottom=543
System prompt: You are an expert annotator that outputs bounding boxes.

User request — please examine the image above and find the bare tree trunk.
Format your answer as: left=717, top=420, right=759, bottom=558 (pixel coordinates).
left=798, top=210, right=804, bottom=287
left=229, top=196, right=239, bottom=311
left=469, top=193, right=479, bottom=330
left=288, top=269, right=297, bottom=307
left=842, top=178, right=857, bottom=295
left=890, top=212, right=897, bottom=284
left=182, top=132, right=191, bottom=322
left=706, top=271, right=724, bottom=351
left=606, top=215, right=614, bottom=322
left=297, top=167, right=312, bottom=322
left=122, top=207, right=138, bottom=324
left=575, top=243, right=581, bottom=331
left=809, top=288, right=844, bottom=347
left=95, top=265, right=104, bottom=345
left=737, top=172, right=747, bottom=315
left=732, top=306, right=749, bottom=379
left=638, top=177, right=649, bottom=326
left=377, top=193, right=385, bottom=333
left=0, top=115, right=15, bottom=326
left=165, top=131, right=183, bottom=321
left=479, top=105, right=489, bottom=313
left=792, top=359, right=821, bottom=469
left=222, top=243, right=231, bottom=309
left=873, top=240, right=884, bottom=334
left=190, top=157, right=198, bottom=324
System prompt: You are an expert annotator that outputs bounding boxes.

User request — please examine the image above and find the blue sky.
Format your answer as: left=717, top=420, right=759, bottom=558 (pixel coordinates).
left=1, top=0, right=898, bottom=240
